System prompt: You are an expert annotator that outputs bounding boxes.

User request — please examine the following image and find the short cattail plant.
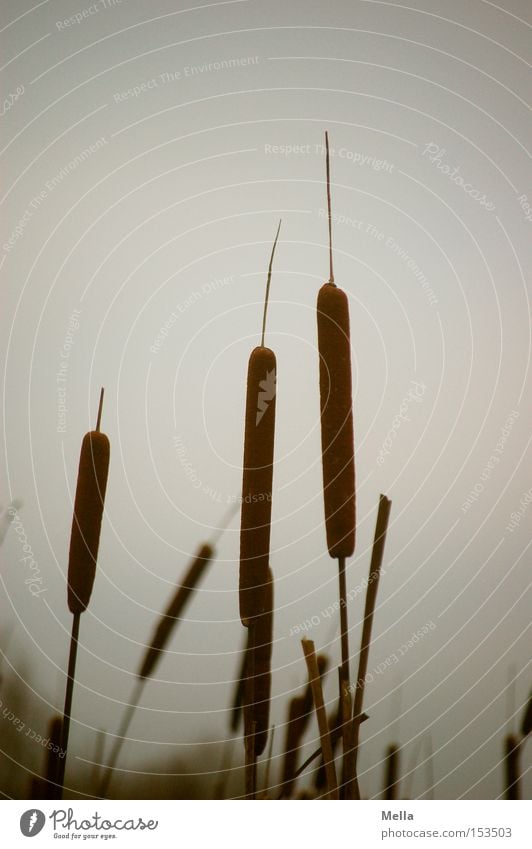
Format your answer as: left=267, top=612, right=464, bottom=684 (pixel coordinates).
left=56, top=388, right=110, bottom=799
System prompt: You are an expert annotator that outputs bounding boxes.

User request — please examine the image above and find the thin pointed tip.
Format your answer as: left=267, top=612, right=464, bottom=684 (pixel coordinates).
left=260, top=220, right=282, bottom=346
left=96, top=387, right=105, bottom=432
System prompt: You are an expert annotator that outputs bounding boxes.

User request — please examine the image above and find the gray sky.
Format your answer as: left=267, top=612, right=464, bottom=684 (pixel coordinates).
left=1, top=0, right=530, bottom=800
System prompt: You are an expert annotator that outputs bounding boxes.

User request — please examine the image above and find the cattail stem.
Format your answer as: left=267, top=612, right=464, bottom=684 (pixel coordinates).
left=95, top=387, right=104, bottom=432
left=99, top=678, right=144, bottom=798
left=261, top=220, right=282, bottom=347
left=348, top=494, right=392, bottom=800
left=337, top=557, right=350, bottom=687
left=383, top=744, right=400, bottom=800
left=337, top=556, right=352, bottom=797
left=56, top=612, right=80, bottom=799
left=100, top=535, right=220, bottom=797
left=325, top=131, right=334, bottom=286
left=504, top=734, right=521, bottom=800
left=44, top=716, right=63, bottom=799
left=301, top=638, right=338, bottom=799
left=279, top=655, right=329, bottom=798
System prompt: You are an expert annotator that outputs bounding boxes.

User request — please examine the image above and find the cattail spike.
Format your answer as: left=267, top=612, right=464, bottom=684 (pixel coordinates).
left=325, top=131, right=334, bottom=286
left=260, top=219, right=282, bottom=347
left=96, top=387, right=104, bottom=432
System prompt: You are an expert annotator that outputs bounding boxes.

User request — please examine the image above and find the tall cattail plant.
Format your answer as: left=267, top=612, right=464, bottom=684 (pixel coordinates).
left=316, top=132, right=356, bottom=793
left=56, top=388, right=110, bottom=799
left=239, top=221, right=281, bottom=797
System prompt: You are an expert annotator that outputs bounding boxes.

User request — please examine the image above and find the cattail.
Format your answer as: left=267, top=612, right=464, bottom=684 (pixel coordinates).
left=239, top=222, right=281, bottom=627
left=243, top=567, right=274, bottom=759
left=504, top=734, right=520, bottom=800
left=383, top=743, right=400, bottom=800
left=57, top=389, right=109, bottom=799
left=317, top=280, right=356, bottom=559
left=317, top=133, right=356, bottom=561
left=67, top=390, right=110, bottom=613
left=317, top=132, right=356, bottom=797
left=138, top=543, right=213, bottom=679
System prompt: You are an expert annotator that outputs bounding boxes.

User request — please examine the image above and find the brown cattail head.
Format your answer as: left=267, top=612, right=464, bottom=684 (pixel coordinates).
left=67, top=427, right=110, bottom=613
left=504, top=734, right=520, bottom=800
left=239, top=347, right=276, bottom=625
left=383, top=743, right=400, bottom=800
left=317, top=283, right=356, bottom=558
left=243, top=567, right=274, bottom=758
left=138, top=543, right=213, bottom=680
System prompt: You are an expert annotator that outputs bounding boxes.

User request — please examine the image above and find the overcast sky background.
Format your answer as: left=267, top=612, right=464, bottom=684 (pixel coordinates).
left=0, top=0, right=530, bottom=800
